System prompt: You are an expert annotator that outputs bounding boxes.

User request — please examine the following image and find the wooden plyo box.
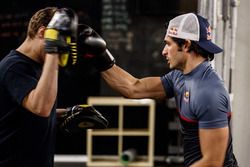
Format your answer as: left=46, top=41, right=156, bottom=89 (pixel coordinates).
left=87, top=97, right=155, bottom=167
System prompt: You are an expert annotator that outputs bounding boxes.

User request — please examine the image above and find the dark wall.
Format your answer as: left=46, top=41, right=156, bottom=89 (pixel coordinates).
left=0, top=0, right=102, bottom=59
left=100, top=0, right=198, bottom=95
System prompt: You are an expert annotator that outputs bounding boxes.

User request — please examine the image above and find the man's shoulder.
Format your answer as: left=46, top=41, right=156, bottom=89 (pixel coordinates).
left=1, top=50, right=38, bottom=70
left=0, top=50, right=32, bottom=80
left=163, top=69, right=183, bottom=80
left=194, top=79, right=229, bottom=106
left=0, top=50, right=22, bottom=67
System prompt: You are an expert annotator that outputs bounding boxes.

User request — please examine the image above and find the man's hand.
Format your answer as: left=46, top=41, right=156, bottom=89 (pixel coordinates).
left=78, top=24, right=115, bottom=71
left=44, top=8, right=78, bottom=67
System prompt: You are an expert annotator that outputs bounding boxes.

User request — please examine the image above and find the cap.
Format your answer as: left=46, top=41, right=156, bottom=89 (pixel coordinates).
left=166, top=13, right=223, bottom=54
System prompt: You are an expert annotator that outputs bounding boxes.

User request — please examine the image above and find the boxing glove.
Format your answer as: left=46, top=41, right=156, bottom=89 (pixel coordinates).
left=78, top=24, right=115, bottom=71
left=44, top=8, right=78, bottom=67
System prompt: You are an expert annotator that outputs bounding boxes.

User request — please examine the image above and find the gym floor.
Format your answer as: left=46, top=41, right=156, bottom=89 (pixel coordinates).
left=54, top=164, right=183, bottom=167
left=54, top=157, right=183, bottom=167
left=54, top=155, right=184, bottom=167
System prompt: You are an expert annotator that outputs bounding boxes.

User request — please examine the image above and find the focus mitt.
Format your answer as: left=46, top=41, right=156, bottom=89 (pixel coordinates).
left=58, top=104, right=108, bottom=134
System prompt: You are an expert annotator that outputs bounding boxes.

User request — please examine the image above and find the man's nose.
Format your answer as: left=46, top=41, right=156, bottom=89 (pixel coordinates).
left=162, top=45, right=168, bottom=57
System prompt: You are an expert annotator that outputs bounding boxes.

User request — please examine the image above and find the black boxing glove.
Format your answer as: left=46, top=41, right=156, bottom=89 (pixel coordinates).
left=78, top=24, right=115, bottom=71
left=44, top=8, right=78, bottom=67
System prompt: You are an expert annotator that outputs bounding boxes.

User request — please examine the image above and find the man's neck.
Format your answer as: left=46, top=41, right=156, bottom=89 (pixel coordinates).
left=183, top=52, right=207, bottom=74
left=16, top=38, right=43, bottom=64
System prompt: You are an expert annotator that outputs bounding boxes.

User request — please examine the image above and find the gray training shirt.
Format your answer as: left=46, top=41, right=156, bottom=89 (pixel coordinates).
left=161, top=61, right=237, bottom=167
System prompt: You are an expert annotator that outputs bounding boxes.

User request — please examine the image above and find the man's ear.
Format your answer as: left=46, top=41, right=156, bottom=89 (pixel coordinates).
left=37, top=26, right=46, bottom=38
left=184, top=40, right=192, bottom=52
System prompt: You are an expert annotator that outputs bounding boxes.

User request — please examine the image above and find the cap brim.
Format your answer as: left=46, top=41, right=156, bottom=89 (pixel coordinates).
left=196, top=41, right=223, bottom=54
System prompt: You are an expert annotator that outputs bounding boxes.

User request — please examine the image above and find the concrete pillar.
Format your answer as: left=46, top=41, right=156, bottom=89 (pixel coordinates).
left=232, top=0, right=250, bottom=166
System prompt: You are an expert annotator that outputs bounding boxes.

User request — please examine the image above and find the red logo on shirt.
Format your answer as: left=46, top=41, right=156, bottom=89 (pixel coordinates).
left=183, top=91, right=189, bottom=102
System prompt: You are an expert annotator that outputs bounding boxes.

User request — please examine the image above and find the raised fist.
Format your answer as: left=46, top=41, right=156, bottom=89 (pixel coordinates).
left=44, top=8, right=78, bottom=67
left=78, top=24, right=115, bottom=71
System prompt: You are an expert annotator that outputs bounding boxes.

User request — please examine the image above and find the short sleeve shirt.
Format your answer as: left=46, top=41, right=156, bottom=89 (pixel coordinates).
left=161, top=61, right=237, bottom=167
left=0, top=50, right=56, bottom=167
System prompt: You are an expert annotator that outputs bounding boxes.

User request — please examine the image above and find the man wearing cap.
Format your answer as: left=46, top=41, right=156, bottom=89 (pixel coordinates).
left=79, top=13, right=238, bottom=166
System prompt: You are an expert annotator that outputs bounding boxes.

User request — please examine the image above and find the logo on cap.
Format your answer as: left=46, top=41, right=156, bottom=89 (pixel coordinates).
left=168, top=27, right=178, bottom=36
left=206, top=26, right=212, bottom=40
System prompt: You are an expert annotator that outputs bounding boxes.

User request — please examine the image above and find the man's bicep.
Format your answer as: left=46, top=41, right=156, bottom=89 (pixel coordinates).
left=199, top=127, right=229, bottom=164
left=138, top=77, right=166, bottom=99
left=4, top=70, right=37, bottom=105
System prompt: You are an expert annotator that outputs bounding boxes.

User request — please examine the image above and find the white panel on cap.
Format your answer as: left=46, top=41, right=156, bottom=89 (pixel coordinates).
left=167, top=13, right=200, bottom=41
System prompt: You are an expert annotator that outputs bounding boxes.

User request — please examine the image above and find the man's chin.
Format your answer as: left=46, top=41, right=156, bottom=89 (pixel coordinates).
left=168, top=63, right=174, bottom=69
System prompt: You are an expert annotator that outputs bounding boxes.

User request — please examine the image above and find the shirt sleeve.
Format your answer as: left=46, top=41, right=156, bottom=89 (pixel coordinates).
left=161, top=72, right=175, bottom=98
left=3, top=63, right=38, bottom=105
left=194, top=85, right=230, bottom=129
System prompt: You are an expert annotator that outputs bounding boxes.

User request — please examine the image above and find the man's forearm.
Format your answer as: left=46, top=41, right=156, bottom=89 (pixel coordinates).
left=101, top=65, right=139, bottom=98
left=22, top=54, right=59, bottom=117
